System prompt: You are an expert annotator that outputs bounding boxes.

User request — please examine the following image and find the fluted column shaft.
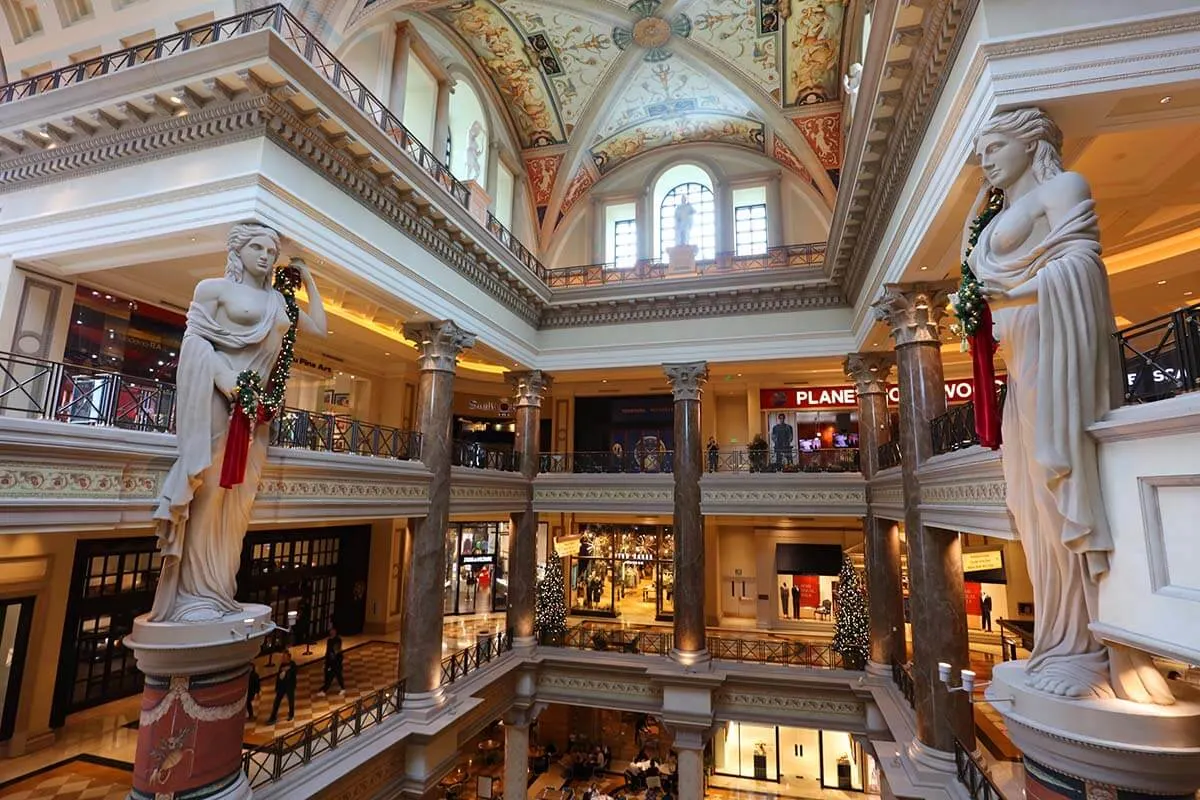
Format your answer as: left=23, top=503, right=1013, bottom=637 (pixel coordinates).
left=846, top=352, right=905, bottom=669
left=873, top=284, right=973, bottom=754
left=507, top=371, right=552, bottom=647
left=400, top=321, right=475, bottom=700
left=664, top=362, right=708, bottom=662
left=503, top=710, right=532, bottom=800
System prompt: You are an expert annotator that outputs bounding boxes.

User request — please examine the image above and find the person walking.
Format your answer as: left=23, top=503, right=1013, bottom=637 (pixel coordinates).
left=246, top=664, right=261, bottom=720
left=317, top=627, right=345, bottom=697
left=706, top=437, right=719, bottom=472
left=266, top=650, right=298, bottom=724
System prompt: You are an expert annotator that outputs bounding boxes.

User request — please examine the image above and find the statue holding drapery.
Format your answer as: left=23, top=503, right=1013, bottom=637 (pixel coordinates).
left=149, top=223, right=327, bottom=623
left=966, top=108, right=1172, bottom=704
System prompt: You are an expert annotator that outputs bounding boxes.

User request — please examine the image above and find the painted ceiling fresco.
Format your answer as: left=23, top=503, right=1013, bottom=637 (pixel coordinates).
left=398, top=0, right=847, bottom=233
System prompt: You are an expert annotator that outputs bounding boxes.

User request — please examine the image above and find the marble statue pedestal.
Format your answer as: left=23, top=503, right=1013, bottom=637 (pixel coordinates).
left=123, top=604, right=274, bottom=800
left=987, top=661, right=1200, bottom=798
left=667, top=245, right=698, bottom=274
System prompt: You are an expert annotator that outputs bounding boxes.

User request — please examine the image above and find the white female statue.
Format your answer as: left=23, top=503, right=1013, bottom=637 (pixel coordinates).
left=971, top=108, right=1172, bottom=704
left=150, top=224, right=327, bottom=623
left=674, top=199, right=695, bottom=248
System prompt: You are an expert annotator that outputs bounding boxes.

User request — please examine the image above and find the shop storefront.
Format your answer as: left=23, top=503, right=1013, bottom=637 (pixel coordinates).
left=566, top=524, right=674, bottom=622
left=713, top=720, right=880, bottom=795
left=963, top=547, right=1008, bottom=633
left=444, top=522, right=510, bottom=615
left=51, top=526, right=371, bottom=727
left=573, top=395, right=674, bottom=462
left=774, top=543, right=843, bottom=622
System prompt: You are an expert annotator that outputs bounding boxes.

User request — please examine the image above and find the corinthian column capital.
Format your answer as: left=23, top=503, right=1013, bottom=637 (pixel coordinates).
left=871, top=282, right=954, bottom=347
left=508, top=370, right=553, bottom=409
left=663, top=361, right=709, bottom=402
left=403, top=320, right=476, bottom=372
left=844, top=352, right=895, bottom=395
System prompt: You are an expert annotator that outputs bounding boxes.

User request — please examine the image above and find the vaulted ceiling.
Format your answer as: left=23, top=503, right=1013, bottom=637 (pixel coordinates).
left=348, top=0, right=851, bottom=241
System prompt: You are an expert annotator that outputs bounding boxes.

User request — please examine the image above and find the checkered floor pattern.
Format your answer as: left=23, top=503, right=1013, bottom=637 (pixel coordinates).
left=0, top=757, right=130, bottom=800
left=244, top=640, right=400, bottom=744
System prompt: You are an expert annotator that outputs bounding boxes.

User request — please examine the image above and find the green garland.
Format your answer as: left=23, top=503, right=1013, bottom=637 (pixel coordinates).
left=232, top=265, right=301, bottom=421
left=953, top=187, right=1005, bottom=338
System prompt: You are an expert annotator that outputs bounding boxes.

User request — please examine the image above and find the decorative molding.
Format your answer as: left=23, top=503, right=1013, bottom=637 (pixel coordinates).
left=871, top=282, right=954, bottom=346
left=714, top=690, right=864, bottom=718
left=537, top=672, right=659, bottom=700
left=402, top=320, right=476, bottom=373
left=509, top=370, right=553, bottom=409
left=0, top=462, right=159, bottom=499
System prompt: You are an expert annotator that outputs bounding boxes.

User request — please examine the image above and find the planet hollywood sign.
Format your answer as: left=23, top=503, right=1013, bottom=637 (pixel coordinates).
left=760, top=378, right=1006, bottom=411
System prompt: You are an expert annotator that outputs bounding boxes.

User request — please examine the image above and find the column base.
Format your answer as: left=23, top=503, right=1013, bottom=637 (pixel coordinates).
left=512, top=635, right=537, bottom=653
left=123, top=605, right=273, bottom=800
left=905, top=738, right=955, bottom=774
left=670, top=648, right=711, bottom=668
left=989, top=660, right=1200, bottom=796
left=403, top=687, right=448, bottom=719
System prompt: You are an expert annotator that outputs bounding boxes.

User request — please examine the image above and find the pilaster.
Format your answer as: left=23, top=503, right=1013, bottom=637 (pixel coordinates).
left=507, top=370, right=552, bottom=648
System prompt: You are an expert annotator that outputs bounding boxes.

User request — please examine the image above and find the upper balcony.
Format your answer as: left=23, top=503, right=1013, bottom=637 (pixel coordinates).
left=0, top=5, right=841, bottom=332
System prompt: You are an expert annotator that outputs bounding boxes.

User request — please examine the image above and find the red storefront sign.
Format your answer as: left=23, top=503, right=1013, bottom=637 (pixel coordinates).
left=760, top=377, right=1005, bottom=411
left=795, top=575, right=821, bottom=608
left=964, top=581, right=982, bottom=616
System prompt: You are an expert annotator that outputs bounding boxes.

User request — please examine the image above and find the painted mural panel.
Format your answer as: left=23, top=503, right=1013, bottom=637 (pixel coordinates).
left=771, top=135, right=813, bottom=184
left=688, top=0, right=781, bottom=100
left=496, top=0, right=621, bottom=135
left=525, top=153, right=563, bottom=208
left=595, top=58, right=757, bottom=142
left=432, top=1, right=564, bottom=146
left=793, top=111, right=841, bottom=168
left=783, top=0, right=846, bottom=106
left=591, top=114, right=765, bottom=175
left=560, top=166, right=596, bottom=216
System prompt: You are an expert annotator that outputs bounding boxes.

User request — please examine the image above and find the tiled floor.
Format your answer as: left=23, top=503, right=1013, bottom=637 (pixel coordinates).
left=0, top=756, right=131, bottom=800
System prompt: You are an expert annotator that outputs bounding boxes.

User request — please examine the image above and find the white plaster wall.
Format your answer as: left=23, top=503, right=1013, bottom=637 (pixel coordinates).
left=1090, top=394, right=1200, bottom=664
left=980, top=0, right=1200, bottom=39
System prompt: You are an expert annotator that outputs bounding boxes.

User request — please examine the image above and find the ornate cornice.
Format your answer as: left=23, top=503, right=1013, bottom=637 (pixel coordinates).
left=714, top=690, right=864, bottom=718
left=663, top=361, right=708, bottom=402
left=844, top=352, right=895, bottom=395
left=539, top=282, right=846, bottom=328
left=403, top=319, right=476, bottom=372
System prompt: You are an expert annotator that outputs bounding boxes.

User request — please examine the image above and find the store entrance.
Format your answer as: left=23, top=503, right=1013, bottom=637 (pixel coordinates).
left=0, top=597, right=34, bottom=742
left=712, top=721, right=877, bottom=796
left=444, top=523, right=510, bottom=615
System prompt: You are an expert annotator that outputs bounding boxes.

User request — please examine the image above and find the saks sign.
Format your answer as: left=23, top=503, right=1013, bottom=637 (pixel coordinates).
left=761, top=378, right=1005, bottom=411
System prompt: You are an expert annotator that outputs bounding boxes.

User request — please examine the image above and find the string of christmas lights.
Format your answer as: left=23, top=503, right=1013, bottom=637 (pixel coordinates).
left=832, top=554, right=869, bottom=670
left=233, top=265, right=301, bottom=422
left=535, top=553, right=568, bottom=640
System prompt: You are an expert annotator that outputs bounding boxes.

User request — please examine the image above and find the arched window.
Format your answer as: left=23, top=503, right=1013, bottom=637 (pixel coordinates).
left=449, top=80, right=489, bottom=189
left=659, top=183, right=716, bottom=262
left=653, top=163, right=717, bottom=262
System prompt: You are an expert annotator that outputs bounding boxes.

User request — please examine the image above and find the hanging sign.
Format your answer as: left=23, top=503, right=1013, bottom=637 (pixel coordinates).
left=760, top=378, right=1005, bottom=411
left=962, top=550, right=1004, bottom=573
left=554, top=535, right=582, bottom=557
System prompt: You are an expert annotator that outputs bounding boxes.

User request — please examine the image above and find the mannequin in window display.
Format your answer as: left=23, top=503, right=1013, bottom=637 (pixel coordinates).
left=790, top=582, right=800, bottom=619
left=780, top=581, right=789, bottom=617
left=150, top=223, right=327, bottom=623
left=970, top=108, right=1172, bottom=704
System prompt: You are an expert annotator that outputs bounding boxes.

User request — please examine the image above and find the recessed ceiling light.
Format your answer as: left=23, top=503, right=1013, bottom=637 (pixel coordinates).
left=385, top=351, right=391, bottom=355
left=1157, top=280, right=1168, bottom=285
left=920, top=266, right=928, bottom=271
left=1186, top=291, right=1194, bottom=297
left=602, top=379, right=608, bottom=383
left=327, top=330, right=333, bottom=334
left=1160, top=96, right=1172, bottom=104
left=737, top=373, right=743, bottom=377
left=46, top=142, right=57, bottom=149
left=169, top=95, right=181, bottom=104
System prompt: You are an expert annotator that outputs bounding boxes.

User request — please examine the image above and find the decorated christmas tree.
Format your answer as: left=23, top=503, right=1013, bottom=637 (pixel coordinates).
left=831, top=554, right=869, bottom=670
left=535, top=553, right=568, bottom=643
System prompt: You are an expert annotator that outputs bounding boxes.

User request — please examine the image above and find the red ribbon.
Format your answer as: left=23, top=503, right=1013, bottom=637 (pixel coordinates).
left=219, top=405, right=253, bottom=489
left=971, top=302, right=1002, bottom=450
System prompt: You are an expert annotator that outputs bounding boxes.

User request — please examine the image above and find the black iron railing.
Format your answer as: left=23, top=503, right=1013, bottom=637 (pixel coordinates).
left=440, top=629, right=513, bottom=685
left=272, top=407, right=421, bottom=460
left=539, top=450, right=675, bottom=474
left=539, top=623, right=853, bottom=670
left=877, top=440, right=902, bottom=471
left=997, top=619, right=1033, bottom=662
left=1116, top=302, right=1200, bottom=404
left=0, top=352, right=421, bottom=462
left=0, top=5, right=552, bottom=275
left=930, top=385, right=1008, bottom=456
left=545, top=242, right=828, bottom=288
left=892, top=660, right=916, bottom=709
left=242, top=678, right=405, bottom=789
left=709, top=447, right=860, bottom=474
left=955, top=738, right=1007, bottom=800
left=453, top=440, right=521, bottom=472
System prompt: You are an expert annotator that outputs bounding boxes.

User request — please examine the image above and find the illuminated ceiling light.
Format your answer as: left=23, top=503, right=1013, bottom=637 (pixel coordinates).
left=602, top=379, right=608, bottom=383
left=920, top=266, right=928, bottom=271
left=1158, top=280, right=1168, bottom=285
left=1160, top=96, right=1172, bottom=104
left=385, top=351, right=391, bottom=356
left=168, top=95, right=181, bottom=104
left=35, top=130, right=49, bottom=139
left=1186, top=291, right=1194, bottom=297
left=327, top=330, right=334, bottom=334
left=737, top=373, right=743, bottom=377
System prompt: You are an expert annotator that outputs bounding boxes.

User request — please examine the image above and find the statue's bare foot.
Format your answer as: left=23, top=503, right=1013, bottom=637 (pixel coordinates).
left=1026, top=666, right=1112, bottom=700
left=1110, top=645, right=1175, bottom=706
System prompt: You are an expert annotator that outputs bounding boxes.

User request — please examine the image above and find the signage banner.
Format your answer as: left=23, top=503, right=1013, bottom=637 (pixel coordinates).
left=965, top=581, right=982, bottom=616
left=554, top=535, right=582, bottom=557
left=796, top=575, right=821, bottom=608
left=760, top=378, right=1006, bottom=411
left=962, top=550, right=1004, bottom=574
left=461, top=554, right=495, bottom=565
left=455, top=394, right=514, bottom=418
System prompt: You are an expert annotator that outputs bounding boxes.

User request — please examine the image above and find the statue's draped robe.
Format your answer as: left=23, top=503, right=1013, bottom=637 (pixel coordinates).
left=974, top=198, right=1119, bottom=695
left=150, top=290, right=287, bottom=622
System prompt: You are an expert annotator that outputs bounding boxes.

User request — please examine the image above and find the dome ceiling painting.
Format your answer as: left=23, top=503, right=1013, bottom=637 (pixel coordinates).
left=350, top=0, right=849, bottom=239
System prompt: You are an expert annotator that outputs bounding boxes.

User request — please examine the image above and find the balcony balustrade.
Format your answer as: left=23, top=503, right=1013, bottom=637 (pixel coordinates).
left=453, top=440, right=521, bottom=472
left=712, top=447, right=859, bottom=474
left=539, top=450, right=675, bottom=474
left=929, top=385, right=1007, bottom=457
left=877, top=440, right=902, bottom=471
left=1116, top=301, right=1200, bottom=404
left=0, top=351, right=421, bottom=463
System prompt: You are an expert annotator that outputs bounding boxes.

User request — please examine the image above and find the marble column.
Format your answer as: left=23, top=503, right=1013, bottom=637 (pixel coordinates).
left=664, top=362, right=709, bottom=664
left=400, top=321, right=475, bottom=706
left=388, top=24, right=411, bottom=113
left=845, top=352, right=905, bottom=671
left=671, top=726, right=708, bottom=800
left=502, top=707, right=533, bottom=800
left=433, top=79, right=452, bottom=161
left=507, top=370, right=552, bottom=649
left=872, top=283, right=973, bottom=757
